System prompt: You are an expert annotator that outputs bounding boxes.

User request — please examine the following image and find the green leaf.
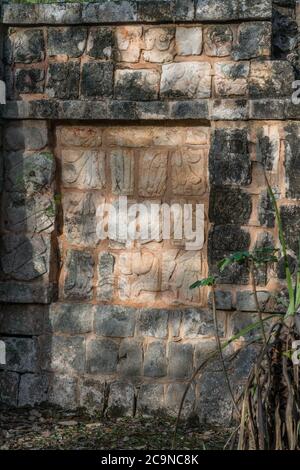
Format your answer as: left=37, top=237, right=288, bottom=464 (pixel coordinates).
left=190, top=276, right=216, bottom=289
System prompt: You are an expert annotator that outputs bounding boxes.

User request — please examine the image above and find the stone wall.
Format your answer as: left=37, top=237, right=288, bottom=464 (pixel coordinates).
left=0, top=0, right=300, bottom=425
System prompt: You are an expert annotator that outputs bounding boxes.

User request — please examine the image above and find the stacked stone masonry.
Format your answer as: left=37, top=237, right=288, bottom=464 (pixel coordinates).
left=0, top=0, right=300, bottom=424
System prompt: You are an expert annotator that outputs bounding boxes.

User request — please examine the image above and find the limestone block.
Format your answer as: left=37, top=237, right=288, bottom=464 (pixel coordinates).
left=63, top=192, right=104, bottom=246
left=15, top=68, right=45, bottom=94
left=161, top=250, right=202, bottom=304
left=51, top=335, right=85, bottom=374
left=118, top=338, right=143, bottom=377
left=59, top=126, right=102, bottom=148
left=114, top=69, right=160, bottom=100
left=6, top=29, right=45, bottom=64
left=256, top=124, right=280, bottom=171
left=105, top=127, right=153, bottom=147
left=81, top=62, right=114, bottom=98
left=204, top=25, right=233, bottom=57
left=136, top=308, right=168, bottom=338
left=48, top=303, right=93, bottom=335
left=87, top=27, right=114, bottom=60
left=0, top=304, right=46, bottom=336
left=249, top=61, right=294, bottom=98
left=232, top=22, right=271, bottom=60
left=0, top=372, right=19, bottom=407
left=4, top=123, right=48, bottom=151
left=176, top=27, right=202, bottom=56
left=18, top=373, right=49, bottom=406
left=97, top=252, right=115, bottom=301
left=0, top=233, right=51, bottom=282
left=79, top=378, right=105, bottom=411
left=168, top=342, right=193, bottom=379
left=109, top=148, right=134, bottom=195
left=138, top=149, right=167, bottom=196
left=144, top=340, right=167, bottom=378
left=281, top=205, right=300, bottom=255
left=48, top=375, right=78, bottom=409
left=119, top=251, right=160, bottom=302
left=170, top=147, right=207, bottom=196
left=46, top=62, right=80, bottom=100
left=137, top=384, right=165, bottom=415
left=181, top=308, right=225, bottom=338
left=0, top=337, right=38, bottom=372
left=61, top=148, right=105, bottom=190
left=63, top=249, right=94, bottom=301
left=48, top=27, right=87, bottom=58
left=94, top=305, right=136, bottom=337
left=107, top=382, right=135, bottom=417
left=214, top=62, right=249, bottom=97
left=160, top=62, right=211, bottom=99
left=209, top=187, right=252, bottom=225
left=116, top=26, right=142, bottom=62
left=143, top=27, right=175, bottom=63
left=284, top=124, right=300, bottom=199
left=86, top=338, right=119, bottom=374
left=165, top=383, right=195, bottom=418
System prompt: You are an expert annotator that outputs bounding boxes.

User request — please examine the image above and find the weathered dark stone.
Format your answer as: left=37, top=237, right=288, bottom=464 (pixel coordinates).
left=46, top=62, right=80, bottom=100
left=58, top=100, right=109, bottom=120
left=81, top=62, right=114, bottom=98
left=208, top=290, right=233, bottom=310
left=209, top=128, right=251, bottom=186
left=236, top=291, right=270, bottom=312
left=232, top=22, right=271, bottom=60
left=281, top=205, right=300, bottom=254
left=48, top=303, right=93, bottom=335
left=47, top=27, right=87, bottom=58
left=256, top=127, right=279, bottom=171
left=170, top=100, right=209, bottom=119
left=0, top=304, right=46, bottom=336
left=165, top=383, right=195, bottom=418
left=249, top=61, right=294, bottom=98
left=82, top=1, right=137, bottom=23
left=107, top=382, right=135, bottom=417
left=94, top=305, right=136, bottom=337
left=15, top=69, right=45, bottom=94
left=137, top=384, right=165, bottom=415
left=51, top=336, right=86, bottom=374
left=114, top=69, right=159, bottom=101
left=64, top=250, right=94, bottom=301
left=136, top=309, right=168, bottom=338
left=277, top=254, right=297, bottom=280
left=144, top=340, right=167, bottom=378
left=79, top=378, right=105, bottom=411
left=0, top=372, right=19, bottom=406
left=196, top=0, right=272, bottom=20
left=0, top=337, right=38, bottom=373
left=48, top=375, right=78, bottom=409
left=4, top=123, right=48, bottom=151
left=8, top=29, right=45, bottom=64
left=181, top=308, right=225, bottom=337
left=108, top=101, right=138, bottom=120
left=284, top=124, right=300, bottom=199
left=97, top=252, right=115, bottom=301
left=86, top=338, right=119, bottom=374
left=209, top=187, right=252, bottom=225
left=0, top=281, right=56, bottom=304
left=258, top=190, right=275, bottom=228
left=204, top=25, right=233, bottom=57
left=137, top=0, right=175, bottom=21
left=18, top=373, right=49, bottom=406
left=272, top=9, right=298, bottom=59
left=87, top=27, right=114, bottom=60
left=250, top=99, right=286, bottom=120
left=0, top=234, right=51, bottom=282
left=208, top=225, right=251, bottom=284
left=118, top=339, right=143, bottom=377
left=168, top=342, right=193, bottom=379
left=211, top=99, right=249, bottom=120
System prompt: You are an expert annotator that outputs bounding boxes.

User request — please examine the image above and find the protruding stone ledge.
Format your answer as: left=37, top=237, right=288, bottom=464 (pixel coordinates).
left=2, top=0, right=272, bottom=26
left=3, top=98, right=300, bottom=121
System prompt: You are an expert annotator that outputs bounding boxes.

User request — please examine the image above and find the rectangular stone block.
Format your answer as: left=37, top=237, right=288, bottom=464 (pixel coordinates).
left=137, top=383, right=165, bottom=415
left=46, top=62, right=80, bottom=100
left=82, top=1, right=137, bottom=23
left=232, top=22, right=271, bottom=60
left=176, top=27, right=203, bottom=56
left=107, top=382, right=135, bottom=417
left=4, top=122, right=48, bottom=151
left=204, top=25, right=233, bottom=57
left=97, top=252, right=116, bottom=301
left=115, top=69, right=160, bottom=101
left=214, top=62, right=249, bottom=97
left=0, top=281, right=57, bottom=304
left=144, top=340, right=167, bottom=378
left=118, top=338, right=143, bottom=377
left=47, top=27, right=87, bottom=58
left=51, top=336, right=86, bottom=374
left=196, top=0, right=271, bottom=20
left=236, top=291, right=270, bottom=312
left=48, top=303, right=93, bottom=335
left=79, top=378, right=106, bottom=411
left=63, top=249, right=94, bottom=301
left=61, top=148, right=105, bottom=190
left=87, top=27, right=114, bottom=60
left=116, top=26, right=142, bottom=63
left=15, top=68, right=45, bottom=94
left=0, top=304, right=46, bottom=336
left=94, top=305, right=136, bottom=337
left=0, top=337, right=38, bottom=373
left=138, top=149, right=167, bottom=196
left=181, top=308, right=225, bottom=338
left=161, top=62, right=212, bottom=99
left=48, top=374, right=78, bottom=409
left=86, top=338, right=119, bottom=374
left=18, top=373, right=49, bottom=406
left=81, top=62, right=114, bottom=98
left=284, top=124, right=300, bottom=199
left=0, top=371, right=19, bottom=407
left=165, top=383, right=195, bottom=418
left=136, top=309, right=168, bottom=338
left=249, top=61, right=294, bottom=98
left=109, top=148, right=135, bottom=195
left=143, top=27, right=175, bottom=63
left=168, top=342, right=193, bottom=379
left=59, top=126, right=102, bottom=148
left=170, top=147, right=208, bottom=196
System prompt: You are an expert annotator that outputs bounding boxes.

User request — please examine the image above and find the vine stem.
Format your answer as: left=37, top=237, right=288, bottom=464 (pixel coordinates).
left=249, top=260, right=267, bottom=346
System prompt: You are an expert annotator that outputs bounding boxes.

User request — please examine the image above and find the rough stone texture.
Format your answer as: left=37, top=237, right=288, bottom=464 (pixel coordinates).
left=176, top=27, right=203, bottom=56
left=15, top=68, right=45, bottom=94
left=118, top=338, right=143, bottom=377
left=136, top=309, right=168, bottom=338
left=107, top=382, right=135, bottom=417
left=281, top=205, right=300, bottom=255
left=214, top=62, right=249, bottom=97
left=209, top=187, right=252, bottom=225
left=51, top=336, right=86, bottom=374
left=168, top=342, right=193, bottom=379
left=196, top=0, right=272, bottom=21
left=209, top=128, right=251, bottom=186
left=0, top=337, right=38, bottom=373
left=137, top=384, right=165, bottom=415
left=165, top=383, right=195, bottom=418
left=94, top=305, right=136, bottom=337
left=0, top=372, right=19, bottom=407
left=87, top=27, right=114, bottom=60
left=204, top=25, right=233, bottom=57
left=258, top=191, right=275, bottom=228
left=18, top=373, right=49, bottom=406
left=143, top=27, right=175, bottom=63
left=236, top=291, right=270, bottom=312
left=4, top=123, right=48, bottom=151
left=0, top=304, right=46, bottom=336
left=79, top=379, right=105, bottom=411
left=48, top=303, right=93, bottom=335
left=63, top=249, right=94, bottom=301
left=181, top=308, right=225, bottom=337
left=249, top=61, right=294, bottom=98
left=144, top=340, right=167, bottom=378
left=115, top=69, right=160, bottom=101
left=97, top=252, right=116, bottom=301
left=232, top=22, right=271, bottom=60
left=256, top=124, right=280, bottom=171
left=48, top=27, right=87, bottom=57
left=48, top=375, right=78, bottom=409
left=116, top=26, right=142, bottom=62
left=208, top=225, right=251, bottom=284
left=284, top=124, right=300, bottom=199
left=160, top=62, right=211, bottom=99
left=5, top=29, right=45, bottom=64
left=46, top=62, right=80, bottom=100
left=109, top=148, right=134, bottom=195
left=86, top=338, right=119, bottom=374
left=81, top=62, right=114, bottom=98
